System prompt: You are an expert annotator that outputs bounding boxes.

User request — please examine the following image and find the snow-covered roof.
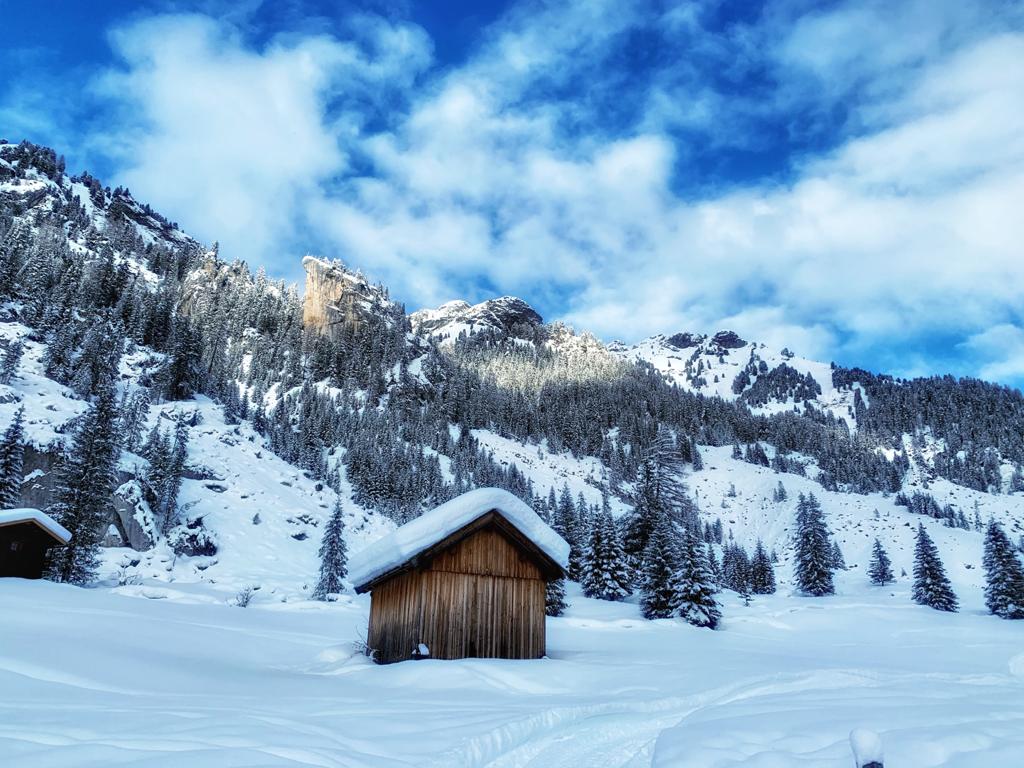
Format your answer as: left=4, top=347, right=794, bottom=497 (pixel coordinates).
left=0, top=508, right=71, bottom=544
left=349, top=488, right=569, bottom=590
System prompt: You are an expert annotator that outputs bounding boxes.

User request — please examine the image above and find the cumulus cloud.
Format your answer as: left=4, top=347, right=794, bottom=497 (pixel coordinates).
left=90, top=12, right=431, bottom=274
left=32, top=0, right=1023, bottom=384
left=961, top=325, right=1024, bottom=382
left=315, top=2, right=1024, bottom=368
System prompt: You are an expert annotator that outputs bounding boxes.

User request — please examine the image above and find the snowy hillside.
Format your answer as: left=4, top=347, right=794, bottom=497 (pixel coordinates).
left=0, top=315, right=393, bottom=598
left=610, top=330, right=861, bottom=426
left=411, top=296, right=543, bottom=343
left=3, top=138, right=1024, bottom=767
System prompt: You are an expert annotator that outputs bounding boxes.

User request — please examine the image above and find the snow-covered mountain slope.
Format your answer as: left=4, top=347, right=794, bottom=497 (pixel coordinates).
left=474, top=428, right=1023, bottom=588
left=0, top=315, right=393, bottom=598
left=1, top=141, right=198, bottom=270
left=411, top=296, right=543, bottom=342
left=610, top=330, right=860, bottom=426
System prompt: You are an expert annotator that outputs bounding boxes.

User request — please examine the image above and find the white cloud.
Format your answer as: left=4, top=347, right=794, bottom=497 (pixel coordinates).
left=90, top=12, right=431, bottom=273
left=961, top=325, right=1024, bottom=382
left=54, top=0, right=1024, bottom=384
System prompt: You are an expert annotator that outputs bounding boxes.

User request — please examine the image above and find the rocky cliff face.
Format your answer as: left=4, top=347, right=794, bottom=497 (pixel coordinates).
left=302, top=256, right=394, bottom=341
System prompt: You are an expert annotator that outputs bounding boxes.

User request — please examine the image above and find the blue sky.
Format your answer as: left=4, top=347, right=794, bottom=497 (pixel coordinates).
left=2, top=0, right=1024, bottom=385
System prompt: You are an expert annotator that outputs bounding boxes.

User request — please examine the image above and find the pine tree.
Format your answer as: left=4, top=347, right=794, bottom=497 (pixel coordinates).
left=581, top=498, right=632, bottom=601
left=982, top=520, right=1024, bottom=619
left=721, top=541, right=751, bottom=594
left=705, top=543, right=722, bottom=588
left=912, top=523, right=958, bottom=612
left=545, top=578, right=568, bottom=616
left=163, top=315, right=202, bottom=400
left=794, top=493, right=835, bottom=596
left=868, top=538, right=894, bottom=585
left=0, top=407, right=26, bottom=508
left=772, top=481, right=788, bottom=503
left=119, top=388, right=151, bottom=454
left=0, top=339, right=23, bottom=384
left=623, top=457, right=662, bottom=559
left=749, top=540, right=776, bottom=594
left=674, top=530, right=721, bottom=628
left=830, top=541, right=847, bottom=570
left=552, top=484, right=583, bottom=580
left=313, top=500, right=348, bottom=599
left=640, top=519, right=680, bottom=619
left=43, top=317, right=77, bottom=382
left=163, top=417, right=189, bottom=531
left=45, top=378, right=121, bottom=584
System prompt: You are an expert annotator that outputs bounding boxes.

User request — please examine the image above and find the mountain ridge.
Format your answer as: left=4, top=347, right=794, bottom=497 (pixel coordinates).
left=2, top=138, right=1023, bottom=601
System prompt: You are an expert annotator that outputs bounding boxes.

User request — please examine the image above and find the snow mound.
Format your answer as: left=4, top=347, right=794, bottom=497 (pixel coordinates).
left=349, top=488, right=569, bottom=589
left=0, top=508, right=71, bottom=543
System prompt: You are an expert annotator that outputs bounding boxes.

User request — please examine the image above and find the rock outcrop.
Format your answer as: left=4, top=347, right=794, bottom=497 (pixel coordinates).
left=302, top=256, right=393, bottom=341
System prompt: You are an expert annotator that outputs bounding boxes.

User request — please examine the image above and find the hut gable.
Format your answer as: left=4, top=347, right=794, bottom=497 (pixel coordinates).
left=349, top=487, right=569, bottom=592
left=0, top=508, right=71, bottom=580
left=0, top=508, right=71, bottom=544
left=351, top=488, right=569, bottom=664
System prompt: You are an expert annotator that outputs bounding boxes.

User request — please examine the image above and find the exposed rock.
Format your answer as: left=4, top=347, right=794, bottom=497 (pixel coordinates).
left=112, top=480, right=157, bottom=551
left=711, top=330, right=747, bottom=349
left=19, top=445, right=57, bottom=509
left=302, top=256, right=393, bottom=341
left=101, top=524, right=127, bottom=548
left=665, top=332, right=705, bottom=349
left=167, top=516, right=218, bottom=557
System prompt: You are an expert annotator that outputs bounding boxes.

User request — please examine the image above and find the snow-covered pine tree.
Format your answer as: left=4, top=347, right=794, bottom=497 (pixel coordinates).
left=43, top=317, right=77, bottom=381
left=749, top=540, right=776, bottom=594
left=70, top=318, right=123, bottom=397
left=721, top=540, right=751, bottom=594
left=911, top=523, right=958, bottom=612
left=575, top=492, right=592, bottom=549
left=868, top=538, right=894, bottom=585
left=830, top=541, right=847, bottom=570
left=313, top=499, right=348, bottom=599
left=545, top=578, right=568, bottom=616
left=44, top=376, right=121, bottom=584
left=794, top=493, right=835, bottom=596
left=982, top=520, right=1024, bottom=619
left=552, top=484, right=583, bottom=580
left=0, top=339, right=23, bottom=384
left=674, top=529, right=721, bottom=628
left=623, top=455, right=663, bottom=559
left=163, top=417, right=189, bottom=531
left=705, top=542, right=722, bottom=589
left=581, top=496, right=632, bottom=601
left=119, top=388, right=151, bottom=454
left=640, top=519, right=680, bottom=619
left=772, top=481, right=788, bottom=503
left=0, top=406, right=26, bottom=508
left=163, top=314, right=203, bottom=400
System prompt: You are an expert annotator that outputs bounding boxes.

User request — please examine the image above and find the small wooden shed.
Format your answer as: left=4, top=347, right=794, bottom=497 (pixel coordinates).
left=0, top=508, right=71, bottom=579
left=350, top=488, right=569, bottom=664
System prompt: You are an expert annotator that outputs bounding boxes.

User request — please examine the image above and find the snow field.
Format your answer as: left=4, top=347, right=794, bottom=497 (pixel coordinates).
left=2, top=578, right=1022, bottom=767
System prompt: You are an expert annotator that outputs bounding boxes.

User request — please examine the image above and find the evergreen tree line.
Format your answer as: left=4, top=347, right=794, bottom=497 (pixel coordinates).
left=834, top=365, right=1024, bottom=492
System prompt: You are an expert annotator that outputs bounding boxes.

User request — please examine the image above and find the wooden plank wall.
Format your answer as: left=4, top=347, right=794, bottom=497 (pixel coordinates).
left=367, top=525, right=548, bottom=663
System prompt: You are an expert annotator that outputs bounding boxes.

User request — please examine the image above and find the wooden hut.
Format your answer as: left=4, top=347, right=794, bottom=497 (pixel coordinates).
left=0, top=508, right=71, bottom=579
left=350, top=488, right=569, bottom=664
